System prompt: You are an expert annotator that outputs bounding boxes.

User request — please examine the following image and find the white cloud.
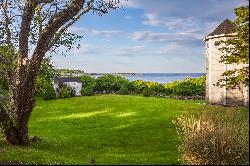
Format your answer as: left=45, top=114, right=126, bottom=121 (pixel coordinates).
left=68, top=27, right=124, bottom=38
left=130, top=31, right=203, bottom=47
left=123, top=0, right=246, bottom=21
left=124, top=0, right=247, bottom=39
left=125, top=16, right=133, bottom=20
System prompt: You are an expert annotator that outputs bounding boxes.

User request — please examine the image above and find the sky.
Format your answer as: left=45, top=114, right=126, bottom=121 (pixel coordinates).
left=51, top=0, right=248, bottom=73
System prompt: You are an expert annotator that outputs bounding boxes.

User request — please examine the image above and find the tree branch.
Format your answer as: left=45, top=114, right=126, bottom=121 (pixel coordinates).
left=24, top=0, right=85, bottom=98
left=1, top=0, right=12, bottom=45
left=31, top=0, right=85, bottom=67
left=33, top=0, right=54, bottom=4
left=46, top=0, right=94, bottom=52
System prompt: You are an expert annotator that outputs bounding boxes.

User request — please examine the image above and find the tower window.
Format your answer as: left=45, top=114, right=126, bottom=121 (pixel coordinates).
left=214, top=41, right=221, bottom=46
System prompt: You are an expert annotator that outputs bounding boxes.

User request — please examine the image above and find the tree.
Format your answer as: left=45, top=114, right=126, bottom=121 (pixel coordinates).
left=0, top=0, right=124, bottom=146
left=35, top=56, right=58, bottom=99
left=216, top=4, right=249, bottom=89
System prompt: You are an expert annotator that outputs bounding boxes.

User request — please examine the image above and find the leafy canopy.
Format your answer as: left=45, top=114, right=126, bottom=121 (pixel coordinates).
left=216, top=4, right=249, bottom=89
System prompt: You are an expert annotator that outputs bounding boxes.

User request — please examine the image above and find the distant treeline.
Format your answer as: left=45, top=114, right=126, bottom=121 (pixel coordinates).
left=56, top=68, right=85, bottom=76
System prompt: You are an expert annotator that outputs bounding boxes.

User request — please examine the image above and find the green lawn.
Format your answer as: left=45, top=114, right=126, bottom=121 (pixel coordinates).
left=0, top=95, right=247, bottom=165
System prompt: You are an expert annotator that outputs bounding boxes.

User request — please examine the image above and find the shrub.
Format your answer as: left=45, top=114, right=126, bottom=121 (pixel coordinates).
left=94, top=74, right=129, bottom=93
left=142, top=87, right=152, bottom=97
left=35, top=76, right=56, bottom=100
left=146, top=82, right=165, bottom=95
left=118, top=84, right=129, bottom=95
left=173, top=109, right=249, bottom=165
left=132, top=80, right=147, bottom=93
left=43, top=82, right=57, bottom=100
left=59, top=84, right=75, bottom=98
left=82, top=85, right=95, bottom=96
left=80, top=75, right=96, bottom=96
left=79, top=75, right=96, bottom=88
left=164, top=76, right=205, bottom=96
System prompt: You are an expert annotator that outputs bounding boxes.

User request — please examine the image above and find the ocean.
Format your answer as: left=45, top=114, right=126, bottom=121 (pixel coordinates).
left=89, top=73, right=206, bottom=84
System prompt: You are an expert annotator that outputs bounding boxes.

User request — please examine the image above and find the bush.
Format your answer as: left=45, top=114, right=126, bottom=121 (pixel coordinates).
left=59, top=84, right=75, bottom=98
left=79, top=75, right=96, bottom=88
left=82, top=85, right=95, bottom=96
left=118, top=84, right=129, bottom=95
left=94, top=74, right=129, bottom=93
left=142, top=87, right=152, bottom=97
left=146, top=82, right=165, bottom=95
left=173, top=109, right=249, bottom=165
left=132, top=80, right=147, bottom=93
left=164, top=76, right=205, bottom=96
left=35, top=76, right=56, bottom=100
left=80, top=75, right=96, bottom=96
left=43, top=82, right=57, bottom=100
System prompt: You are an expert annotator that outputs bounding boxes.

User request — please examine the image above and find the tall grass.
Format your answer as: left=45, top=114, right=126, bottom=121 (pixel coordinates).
left=173, top=108, right=249, bottom=165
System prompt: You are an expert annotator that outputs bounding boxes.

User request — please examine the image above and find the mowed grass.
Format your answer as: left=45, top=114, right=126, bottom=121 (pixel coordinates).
left=0, top=95, right=247, bottom=165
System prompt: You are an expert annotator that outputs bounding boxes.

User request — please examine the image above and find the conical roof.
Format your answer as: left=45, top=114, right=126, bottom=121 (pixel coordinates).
left=208, top=19, right=234, bottom=36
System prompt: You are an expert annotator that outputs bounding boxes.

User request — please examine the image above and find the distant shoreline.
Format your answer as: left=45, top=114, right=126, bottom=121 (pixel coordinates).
left=85, top=73, right=206, bottom=76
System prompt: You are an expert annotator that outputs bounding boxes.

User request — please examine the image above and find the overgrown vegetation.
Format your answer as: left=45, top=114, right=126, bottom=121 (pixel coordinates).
left=79, top=74, right=206, bottom=98
left=164, top=76, right=205, bottom=96
left=58, top=84, right=75, bottom=98
left=174, top=108, right=249, bottom=165
left=93, top=74, right=129, bottom=93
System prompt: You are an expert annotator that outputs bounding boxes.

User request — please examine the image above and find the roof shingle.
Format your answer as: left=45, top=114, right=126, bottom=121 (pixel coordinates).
left=208, top=19, right=234, bottom=37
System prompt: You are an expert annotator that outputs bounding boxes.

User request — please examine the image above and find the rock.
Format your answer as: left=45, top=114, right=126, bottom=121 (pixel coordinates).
left=31, top=136, right=41, bottom=143
left=89, top=157, right=96, bottom=165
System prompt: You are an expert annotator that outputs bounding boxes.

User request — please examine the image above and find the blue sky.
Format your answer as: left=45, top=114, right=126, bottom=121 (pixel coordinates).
left=51, top=0, right=247, bottom=73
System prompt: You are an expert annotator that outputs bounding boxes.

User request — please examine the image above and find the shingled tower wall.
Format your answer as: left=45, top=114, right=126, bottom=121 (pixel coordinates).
left=203, top=19, right=249, bottom=106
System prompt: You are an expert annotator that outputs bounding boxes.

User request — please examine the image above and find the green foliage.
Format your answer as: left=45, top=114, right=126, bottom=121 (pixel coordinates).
left=80, top=75, right=96, bottom=96
left=217, top=4, right=249, bottom=89
left=0, top=74, right=8, bottom=90
left=118, top=84, right=130, bottom=95
left=43, top=82, right=57, bottom=101
left=38, top=57, right=59, bottom=80
left=0, top=45, right=16, bottom=91
left=35, top=57, right=58, bottom=100
left=142, top=87, right=152, bottom=97
left=94, top=74, right=129, bottom=92
left=82, top=85, right=95, bottom=96
left=164, top=76, right=205, bottom=96
left=57, top=68, right=85, bottom=77
left=35, top=76, right=56, bottom=100
left=35, top=76, right=48, bottom=97
left=79, top=75, right=96, bottom=88
left=132, top=80, right=147, bottom=93
left=174, top=108, right=249, bottom=165
left=59, top=84, right=75, bottom=98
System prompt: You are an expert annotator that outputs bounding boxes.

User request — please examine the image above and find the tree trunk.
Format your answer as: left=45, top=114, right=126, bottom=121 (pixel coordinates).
left=4, top=111, right=32, bottom=146
left=4, top=82, right=35, bottom=146
left=5, top=126, right=19, bottom=145
left=4, top=109, right=32, bottom=146
left=5, top=123, right=30, bottom=146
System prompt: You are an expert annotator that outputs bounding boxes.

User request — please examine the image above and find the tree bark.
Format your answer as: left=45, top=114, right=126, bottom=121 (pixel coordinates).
left=4, top=122, right=31, bottom=146
left=4, top=100, right=34, bottom=146
left=5, top=126, right=19, bottom=145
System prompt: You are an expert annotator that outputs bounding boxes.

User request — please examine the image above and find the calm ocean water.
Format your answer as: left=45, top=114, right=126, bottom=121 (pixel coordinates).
left=89, top=73, right=206, bottom=84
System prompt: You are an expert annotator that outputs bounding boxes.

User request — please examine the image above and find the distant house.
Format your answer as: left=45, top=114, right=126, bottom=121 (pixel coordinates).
left=203, top=19, right=249, bottom=106
left=53, top=77, right=82, bottom=96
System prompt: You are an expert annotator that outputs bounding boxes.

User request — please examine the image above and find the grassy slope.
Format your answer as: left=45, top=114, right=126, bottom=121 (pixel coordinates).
left=0, top=95, right=247, bottom=165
